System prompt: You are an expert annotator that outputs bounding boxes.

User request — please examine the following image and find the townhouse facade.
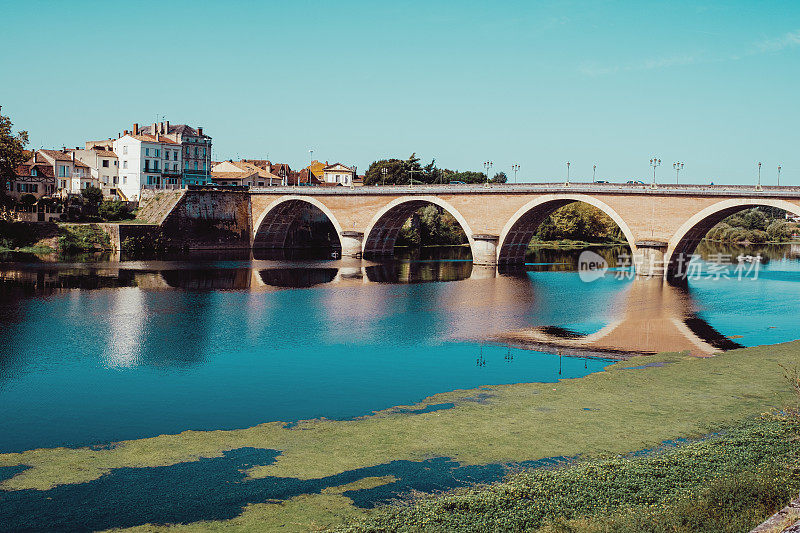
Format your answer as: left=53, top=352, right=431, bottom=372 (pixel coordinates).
left=113, top=128, right=182, bottom=201
left=138, top=121, right=211, bottom=186
left=72, top=144, right=119, bottom=198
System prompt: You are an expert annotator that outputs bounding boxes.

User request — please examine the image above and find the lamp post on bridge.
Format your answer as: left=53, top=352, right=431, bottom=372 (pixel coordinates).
left=650, top=157, right=661, bottom=189
left=511, top=163, right=520, bottom=184
left=673, top=161, right=684, bottom=184
left=778, top=165, right=782, bottom=187
left=381, top=167, right=388, bottom=186
left=565, top=161, right=570, bottom=186
left=592, top=164, right=596, bottom=183
left=483, top=160, right=493, bottom=187
left=757, top=162, right=762, bottom=191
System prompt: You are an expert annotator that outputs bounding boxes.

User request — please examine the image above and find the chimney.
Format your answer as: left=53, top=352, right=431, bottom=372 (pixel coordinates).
left=198, top=127, right=203, bottom=136
left=118, top=132, right=121, bottom=138
left=124, top=130, right=129, bottom=136
left=156, top=133, right=160, bottom=141
left=132, top=123, right=139, bottom=135
left=152, top=123, right=157, bottom=136
left=165, top=120, right=169, bottom=132
left=70, top=152, right=75, bottom=162
left=158, top=122, right=164, bottom=134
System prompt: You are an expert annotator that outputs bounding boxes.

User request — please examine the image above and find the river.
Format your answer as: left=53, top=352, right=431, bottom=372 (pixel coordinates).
left=1, top=243, right=799, bottom=453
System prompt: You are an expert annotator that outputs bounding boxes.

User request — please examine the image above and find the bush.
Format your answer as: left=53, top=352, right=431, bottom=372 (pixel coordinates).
left=58, top=224, right=110, bottom=254
left=98, top=200, right=133, bottom=221
left=767, top=220, right=800, bottom=242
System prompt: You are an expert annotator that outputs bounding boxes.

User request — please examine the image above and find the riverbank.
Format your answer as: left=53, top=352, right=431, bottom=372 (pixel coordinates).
left=0, top=340, right=798, bottom=531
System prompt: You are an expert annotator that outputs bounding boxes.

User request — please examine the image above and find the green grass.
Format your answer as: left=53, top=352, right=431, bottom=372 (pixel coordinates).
left=0, top=343, right=798, bottom=530
left=337, top=415, right=799, bottom=532
left=0, top=244, right=54, bottom=254
left=57, top=223, right=111, bottom=253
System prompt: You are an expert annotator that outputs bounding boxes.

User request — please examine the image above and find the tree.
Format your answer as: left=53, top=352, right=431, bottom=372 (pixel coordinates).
left=81, top=185, right=103, bottom=216
left=0, top=107, right=29, bottom=202
left=492, top=171, right=508, bottom=183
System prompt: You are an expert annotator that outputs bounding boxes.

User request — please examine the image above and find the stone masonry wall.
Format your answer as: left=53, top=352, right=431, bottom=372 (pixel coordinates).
left=160, top=190, right=252, bottom=249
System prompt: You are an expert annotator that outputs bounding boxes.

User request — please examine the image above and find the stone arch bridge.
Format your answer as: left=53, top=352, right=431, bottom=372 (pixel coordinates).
left=157, top=183, right=800, bottom=278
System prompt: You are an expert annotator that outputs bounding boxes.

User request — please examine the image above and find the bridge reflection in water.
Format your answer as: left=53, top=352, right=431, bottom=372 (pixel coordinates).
left=496, top=276, right=742, bottom=358
left=0, top=259, right=744, bottom=359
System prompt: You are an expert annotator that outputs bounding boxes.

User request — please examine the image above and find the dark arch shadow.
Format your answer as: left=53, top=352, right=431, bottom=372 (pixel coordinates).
left=498, top=200, right=632, bottom=265
left=362, top=201, right=471, bottom=260
left=253, top=200, right=341, bottom=258
left=667, top=204, right=792, bottom=277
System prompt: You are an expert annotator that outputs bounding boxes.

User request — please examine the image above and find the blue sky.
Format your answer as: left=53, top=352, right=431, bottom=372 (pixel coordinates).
left=1, top=0, right=798, bottom=184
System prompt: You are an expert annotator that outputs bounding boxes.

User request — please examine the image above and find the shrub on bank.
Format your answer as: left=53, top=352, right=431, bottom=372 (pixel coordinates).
left=58, top=224, right=110, bottom=254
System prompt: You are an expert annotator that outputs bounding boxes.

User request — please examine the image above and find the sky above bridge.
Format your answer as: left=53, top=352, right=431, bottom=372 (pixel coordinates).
left=1, top=0, right=798, bottom=185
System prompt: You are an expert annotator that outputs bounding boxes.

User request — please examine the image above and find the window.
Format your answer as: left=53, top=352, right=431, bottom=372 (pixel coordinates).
left=30, top=168, right=37, bottom=176
left=202, top=148, right=206, bottom=157
left=102, top=160, right=109, bottom=168
left=194, top=147, right=198, bottom=157
left=145, top=148, right=150, bottom=156
left=58, top=165, right=68, bottom=177
left=155, top=149, right=160, bottom=157
left=123, top=160, right=128, bottom=169
left=123, top=146, right=128, bottom=155
left=114, top=161, right=118, bottom=166
left=144, top=160, right=150, bottom=172
left=123, top=176, right=127, bottom=184
left=173, top=151, right=178, bottom=161
left=194, top=161, right=198, bottom=171
left=154, top=160, right=159, bottom=171
left=113, top=177, right=118, bottom=185
left=185, top=161, right=189, bottom=170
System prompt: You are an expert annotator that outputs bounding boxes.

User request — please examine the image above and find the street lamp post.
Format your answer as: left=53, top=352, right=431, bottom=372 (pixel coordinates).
left=673, top=161, right=684, bottom=184
left=778, top=165, right=782, bottom=187
left=592, top=164, right=596, bottom=183
left=381, top=167, right=388, bottom=186
left=511, top=163, right=520, bottom=184
left=757, top=162, right=762, bottom=190
left=565, top=161, right=570, bottom=186
left=483, top=160, right=493, bottom=187
left=650, top=157, right=661, bottom=188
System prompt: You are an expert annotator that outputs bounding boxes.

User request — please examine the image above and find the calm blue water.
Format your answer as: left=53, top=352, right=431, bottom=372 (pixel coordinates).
left=1, top=244, right=799, bottom=453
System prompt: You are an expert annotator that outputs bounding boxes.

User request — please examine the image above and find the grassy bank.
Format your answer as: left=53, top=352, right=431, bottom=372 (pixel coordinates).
left=58, top=224, right=111, bottom=254
left=1, top=343, right=799, bottom=531
left=339, top=415, right=799, bottom=532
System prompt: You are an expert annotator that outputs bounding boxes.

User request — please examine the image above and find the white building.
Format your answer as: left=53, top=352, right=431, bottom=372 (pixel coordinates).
left=71, top=146, right=119, bottom=199
left=322, top=163, right=356, bottom=186
left=113, top=132, right=181, bottom=201
left=36, top=149, right=97, bottom=196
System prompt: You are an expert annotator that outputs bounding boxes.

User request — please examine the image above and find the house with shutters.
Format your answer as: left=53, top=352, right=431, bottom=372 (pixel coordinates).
left=322, top=163, right=356, bottom=186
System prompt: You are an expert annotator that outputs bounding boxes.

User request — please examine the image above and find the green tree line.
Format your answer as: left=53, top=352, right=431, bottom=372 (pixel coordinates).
left=363, top=153, right=507, bottom=186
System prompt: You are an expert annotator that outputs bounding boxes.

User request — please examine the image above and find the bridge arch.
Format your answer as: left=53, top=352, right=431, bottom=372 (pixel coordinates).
left=362, top=196, right=475, bottom=259
left=497, top=194, right=636, bottom=265
left=252, top=195, right=344, bottom=251
left=665, top=198, right=800, bottom=275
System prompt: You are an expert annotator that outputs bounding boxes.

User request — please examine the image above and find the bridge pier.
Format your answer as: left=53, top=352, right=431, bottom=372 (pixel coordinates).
left=633, top=241, right=668, bottom=278
left=472, top=234, right=499, bottom=266
left=340, top=231, right=364, bottom=258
